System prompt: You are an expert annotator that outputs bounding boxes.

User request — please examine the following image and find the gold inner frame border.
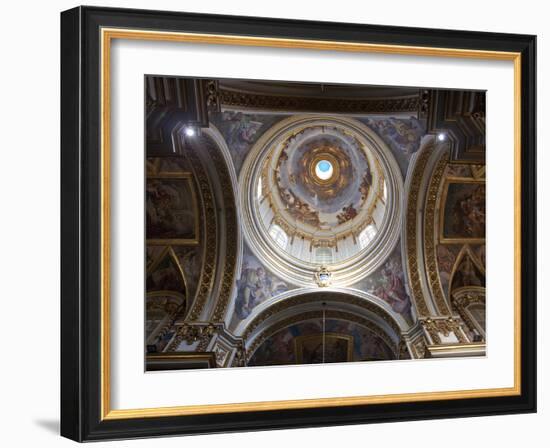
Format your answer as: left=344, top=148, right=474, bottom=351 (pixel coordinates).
left=100, top=27, right=522, bottom=420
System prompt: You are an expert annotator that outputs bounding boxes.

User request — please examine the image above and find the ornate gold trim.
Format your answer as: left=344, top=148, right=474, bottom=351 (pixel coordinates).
left=420, top=316, right=468, bottom=345
left=218, top=88, right=421, bottom=114
left=100, top=28, right=111, bottom=420
left=309, top=153, right=341, bottom=186
left=174, top=135, right=218, bottom=323
left=205, top=135, right=239, bottom=321
left=427, top=343, right=485, bottom=354
left=404, top=142, right=433, bottom=317
left=165, top=131, right=238, bottom=331
left=104, top=387, right=519, bottom=419
left=424, top=152, right=452, bottom=314
left=100, top=28, right=522, bottom=420
left=101, top=28, right=520, bottom=60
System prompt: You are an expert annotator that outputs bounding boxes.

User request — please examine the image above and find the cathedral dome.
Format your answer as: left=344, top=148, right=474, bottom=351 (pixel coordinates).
left=240, top=115, right=403, bottom=287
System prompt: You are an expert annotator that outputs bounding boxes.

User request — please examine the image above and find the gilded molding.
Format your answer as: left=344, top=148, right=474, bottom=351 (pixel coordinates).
left=175, top=134, right=238, bottom=323
left=167, top=322, right=247, bottom=365
left=178, top=139, right=218, bottom=323
left=166, top=322, right=216, bottom=352
left=218, top=88, right=420, bottom=114
left=100, top=29, right=523, bottom=420
left=412, top=339, right=429, bottom=359
left=404, top=145, right=432, bottom=317
left=204, top=135, right=239, bottom=322
left=424, top=152, right=452, bottom=314
left=419, top=317, right=468, bottom=345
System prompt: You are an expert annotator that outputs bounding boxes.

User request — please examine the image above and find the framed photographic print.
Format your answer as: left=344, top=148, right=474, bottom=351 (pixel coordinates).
left=60, top=6, right=536, bottom=441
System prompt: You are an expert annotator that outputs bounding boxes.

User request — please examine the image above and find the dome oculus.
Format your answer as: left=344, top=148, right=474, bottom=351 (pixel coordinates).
left=315, top=160, right=334, bottom=180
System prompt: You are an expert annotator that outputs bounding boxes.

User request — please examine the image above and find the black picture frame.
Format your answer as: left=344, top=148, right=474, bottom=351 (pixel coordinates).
left=61, top=5, right=536, bottom=442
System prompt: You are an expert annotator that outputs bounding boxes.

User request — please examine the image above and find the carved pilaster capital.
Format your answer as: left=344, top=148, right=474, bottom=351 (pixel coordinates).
left=420, top=316, right=468, bottom=345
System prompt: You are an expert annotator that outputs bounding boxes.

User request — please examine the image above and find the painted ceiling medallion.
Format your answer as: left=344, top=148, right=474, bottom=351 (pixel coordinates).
left=239, top=115, right=404, bottom=287
left=272, top=128, right=372, bottom=231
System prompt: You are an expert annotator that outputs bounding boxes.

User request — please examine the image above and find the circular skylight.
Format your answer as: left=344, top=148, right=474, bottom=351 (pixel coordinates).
left=315, top=160, right=334, bottom=180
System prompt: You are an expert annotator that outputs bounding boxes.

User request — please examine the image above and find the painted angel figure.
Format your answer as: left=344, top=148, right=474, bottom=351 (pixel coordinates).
left=374, top=258, right=411, bottom=315
left=235, top=262, right=287, bottom=318
left=223, top=112, right=263, bottom=150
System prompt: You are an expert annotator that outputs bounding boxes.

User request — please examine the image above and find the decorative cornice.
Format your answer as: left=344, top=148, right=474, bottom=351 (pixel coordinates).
left=419, top=316, right=468, bottom=345
left=166, top=322, right=246, bottom=360
left=219, top=89, right=420, bottom=114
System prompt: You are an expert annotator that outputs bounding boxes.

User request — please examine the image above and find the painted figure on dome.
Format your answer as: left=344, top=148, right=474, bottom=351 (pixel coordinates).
left=210, top=111, right=281, bottom=172
left=336, top=203, right=358, bottom=224
left=223, top=112, right=263, bottom=149
left=279, top=187, right=323, bottom=228
left=359, top=170, right=372, bottom=201
left=374, top=260, right=411, bottom=316
left=235, top=260, right=288, bottom=319
left=443, top=183, right=486, bottom=239
left=363, top=117, right=425, bottom=156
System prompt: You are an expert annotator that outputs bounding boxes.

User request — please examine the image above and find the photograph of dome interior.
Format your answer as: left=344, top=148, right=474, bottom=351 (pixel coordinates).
left=144, top=76, right=486, bottom=371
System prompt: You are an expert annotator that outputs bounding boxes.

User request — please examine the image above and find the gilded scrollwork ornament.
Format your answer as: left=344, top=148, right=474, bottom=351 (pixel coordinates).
left=166, top=322, right=218, bottom=351
left=420, top=316, right=468, bottom=345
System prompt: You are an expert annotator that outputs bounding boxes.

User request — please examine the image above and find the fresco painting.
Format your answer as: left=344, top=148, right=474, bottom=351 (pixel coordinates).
left=249, top=319, right=394, bottom=366
left=442, top=182, right=485, bottom=240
